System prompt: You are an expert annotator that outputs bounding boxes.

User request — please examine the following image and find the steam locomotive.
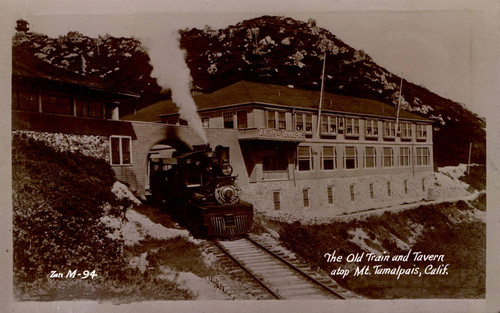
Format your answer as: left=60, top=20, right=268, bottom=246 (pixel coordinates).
left=149, top=145, right=253, bottom=238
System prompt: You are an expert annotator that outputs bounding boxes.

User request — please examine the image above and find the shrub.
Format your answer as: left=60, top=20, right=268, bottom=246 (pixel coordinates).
left=12, top=134, right=127, bottom=286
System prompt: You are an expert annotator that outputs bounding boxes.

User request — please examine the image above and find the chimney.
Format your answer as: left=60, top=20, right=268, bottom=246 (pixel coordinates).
left=15, top=19, right=29, bottom=33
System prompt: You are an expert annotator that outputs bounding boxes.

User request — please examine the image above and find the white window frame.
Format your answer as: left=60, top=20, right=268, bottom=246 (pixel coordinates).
left=321, top=146, right=337, bottom=170
left=382, top=147, right=394, bottom=168
left=400, top=122, right=412, bottom=139
left=415, top=147, right=430, bottom=166
left=399, top=147, right=411, bottom=167
left=297, top=146, right=313, bottom=171
left=416, top=124, right=427, bottom=140
left=365, top=119, right=379, bottom=138
left=320, top=115, right=338, bottom=135
left=364, top=146, right=377, bottom=168
left=110, top=135, right=132, bottom=166
left=383, top=121, right=396, bottom=138
left=345, top=117, right=360, bottom=137
left=344, top=146, right=358, bottom=169
left=295, top=113, right=304, bottom=131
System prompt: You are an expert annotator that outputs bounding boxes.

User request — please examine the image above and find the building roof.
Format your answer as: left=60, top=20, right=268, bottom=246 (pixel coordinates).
left=123, top=81, right=430, bottom=122
left=12, top=49, right=139, bottom=99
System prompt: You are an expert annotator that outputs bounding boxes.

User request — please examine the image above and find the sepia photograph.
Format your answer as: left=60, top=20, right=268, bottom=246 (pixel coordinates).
left=3, top=0, right=499, bottom=312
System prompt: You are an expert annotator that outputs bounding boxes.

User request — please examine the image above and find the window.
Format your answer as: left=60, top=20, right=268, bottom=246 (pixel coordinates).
left=365, top=119, right=378, bottom=137
left=345, top=117, right=360, bottom=136
left=382, top=147, right=394, bottom=167
left=327, top=186, right=333, bottom=204
left=422, top=178, right=426, bottom=192
left=278, top=112, right=286, bottom=129
left=110, top=136, right=132, bottom=165
left=416, top=124, right=427, bottom=139
left=305, top=114, right=313, bottom=132
left=273, top=191, right=281, bottom=211
left=13, top=89, right=38, bottom=111
left=263, top=149, right=288, bottom=172
left=400, top=122, right=412, bottom=139
left=223, top=112, right=234, bottom=129
left=179, top=118, right=188, bottom=126
left=297, top=146, right=313, bottom=171
left=364, top=147, right=377, bottom=168
left=404, top=180, right=408, bottom=194
left=296, top=113, right=304, bottom=131
left=344, top=146, right=358, bottom=169
left=350, top=184, right=355, bottom=202
left=338, top=117, right=344, bottom=130
left=202, top=117, right=210, bottom=128
left=237, top=110, right=247, bottom=129
left=321, top=146, right=336, bottom=170
left=383, top=121, right=396, bottom=138
left=321, top=115, right=337, bottom=134
left=369, top=183, right=374, bottom=199
left=303, top=189, right=310, bottom=208
left=415, top=147, right=430, bottom=166
left=42, top=93, right=73, bottom=115
left=76, top=99, right=103, bottom=118
left=387, top=181, right=391, bottom=197
left=267, top=110, right=276, bottom=128
left=399, top=147, right=411, bottom=167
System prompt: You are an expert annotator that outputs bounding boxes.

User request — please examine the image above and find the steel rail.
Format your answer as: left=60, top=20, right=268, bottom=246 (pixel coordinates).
left=213, top=240, right=283, bottom=300
left=245, top=236, right=345, bottom=299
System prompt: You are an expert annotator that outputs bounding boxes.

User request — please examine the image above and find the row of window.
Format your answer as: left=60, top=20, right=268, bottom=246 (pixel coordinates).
left=12, top=89, right=104, bottom=118
left=273, top=179, right=426, bottom=210
left=198, top=109, right=428, bottom=139
left=296, top=146, right=431, bottom=171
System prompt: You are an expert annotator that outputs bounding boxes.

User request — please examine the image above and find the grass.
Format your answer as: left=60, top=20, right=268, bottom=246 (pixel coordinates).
left=277, top=200, right=486, bottom=299
left=125, top=237, right=213, bottom=278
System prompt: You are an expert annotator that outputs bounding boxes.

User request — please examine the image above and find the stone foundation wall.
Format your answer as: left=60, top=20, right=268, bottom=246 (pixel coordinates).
left=240, top=171, right=434, bottom=214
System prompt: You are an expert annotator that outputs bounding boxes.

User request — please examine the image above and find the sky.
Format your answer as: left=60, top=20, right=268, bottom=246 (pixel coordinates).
left=3, top=0, right=499, bottom=117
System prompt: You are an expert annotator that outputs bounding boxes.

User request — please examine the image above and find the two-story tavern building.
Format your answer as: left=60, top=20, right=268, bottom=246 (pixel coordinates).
left=125, top=81, right=434, bottom=213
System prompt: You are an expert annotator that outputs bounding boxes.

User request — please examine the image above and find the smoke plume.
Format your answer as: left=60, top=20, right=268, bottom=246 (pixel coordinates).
left=141, top=30, right=208, bottom=144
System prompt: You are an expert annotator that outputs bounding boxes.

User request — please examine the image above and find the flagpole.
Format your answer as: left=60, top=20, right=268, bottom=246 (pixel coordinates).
left=316, top=51, right=327, bottom=137
left=396, top=76, right=403, bottom=135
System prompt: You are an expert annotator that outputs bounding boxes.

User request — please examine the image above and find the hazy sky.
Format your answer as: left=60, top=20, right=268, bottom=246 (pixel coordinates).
left=5, top=0, right=498, bottom=117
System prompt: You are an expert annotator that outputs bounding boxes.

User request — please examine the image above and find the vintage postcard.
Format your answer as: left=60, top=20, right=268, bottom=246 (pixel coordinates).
left=2, top=0, right=499, bottom=312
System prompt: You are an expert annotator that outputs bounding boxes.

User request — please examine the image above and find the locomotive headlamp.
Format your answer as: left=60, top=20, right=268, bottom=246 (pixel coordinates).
left=221, top=164, right=233, bottom=176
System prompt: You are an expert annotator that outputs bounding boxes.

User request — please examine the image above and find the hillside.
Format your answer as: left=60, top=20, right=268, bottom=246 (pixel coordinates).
left=12, top=16, right=485, bottom=166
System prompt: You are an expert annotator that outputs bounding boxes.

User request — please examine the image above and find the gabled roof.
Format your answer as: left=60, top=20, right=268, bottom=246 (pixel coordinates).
left=12, top=49, right=139, bottom=99
left=123, top=81, right=429, bottom=122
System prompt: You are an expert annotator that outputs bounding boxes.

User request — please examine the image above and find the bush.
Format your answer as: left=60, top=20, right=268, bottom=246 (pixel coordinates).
left=12, top=134, right=127, bottom=287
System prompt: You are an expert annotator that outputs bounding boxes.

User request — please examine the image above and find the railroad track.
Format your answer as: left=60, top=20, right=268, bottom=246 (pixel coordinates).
left=213, top=236, right=346, bottom=300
